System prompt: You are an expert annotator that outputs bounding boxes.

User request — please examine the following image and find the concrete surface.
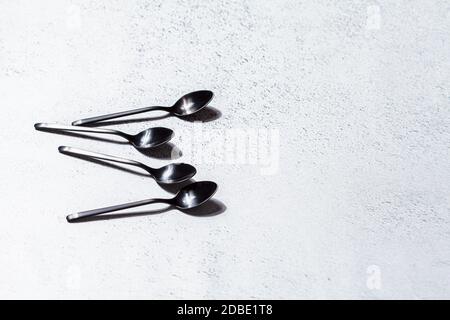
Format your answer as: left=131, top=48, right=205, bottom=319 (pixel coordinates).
left=0, top=0, right=449, bottom=299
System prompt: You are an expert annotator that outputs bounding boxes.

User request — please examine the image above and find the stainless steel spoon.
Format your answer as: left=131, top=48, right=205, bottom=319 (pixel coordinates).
left=34, top=123, right=173, bottom=150
left=58, top=146, right=196, bottom=184
left=72, top=90, right=214, bottom=126
left=67, top=181, right=218, bottom=222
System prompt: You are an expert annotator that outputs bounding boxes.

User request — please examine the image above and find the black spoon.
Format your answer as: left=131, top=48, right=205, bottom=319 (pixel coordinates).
left=67, top=181, right=218, bottom=222
left=34, top=123, right=173, bottom=150
left=72, top=90, right=214, bottom=126
left=58, top=146, right=196, bottom=184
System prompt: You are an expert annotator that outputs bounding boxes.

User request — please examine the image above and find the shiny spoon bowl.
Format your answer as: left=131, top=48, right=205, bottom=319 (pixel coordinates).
left=72, top=90, right=214, bottom=126
left=171, top=181, right=217, bottom=209
left=171, top=90, right=214, bottom=116
left=34, top=123, right=173, bottom=151
left=59, top=146, right=196, bottom=184
left=67, top=181, right=218, bottom=222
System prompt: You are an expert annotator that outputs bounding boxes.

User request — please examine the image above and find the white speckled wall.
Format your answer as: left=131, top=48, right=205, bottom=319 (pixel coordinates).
left=0, top=0, right=449, bottom=299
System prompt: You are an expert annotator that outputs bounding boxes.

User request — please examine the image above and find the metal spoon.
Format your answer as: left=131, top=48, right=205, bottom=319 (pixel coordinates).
left=71, top=90, right=214, bottom=126
left=34, top=123, right=173, bottom=150
left=67, top=181, right=218, bottom=222
left=58, top=146, right=196, bottom=184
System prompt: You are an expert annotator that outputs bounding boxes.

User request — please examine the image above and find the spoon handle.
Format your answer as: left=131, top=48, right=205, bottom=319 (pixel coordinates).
left=67, top=198, right=168, bottom=222
left=58, top=146, right=145, bottom=169
left=72, top=106, right=170, bottom=126
left=34, top=123, right=127, bottom=138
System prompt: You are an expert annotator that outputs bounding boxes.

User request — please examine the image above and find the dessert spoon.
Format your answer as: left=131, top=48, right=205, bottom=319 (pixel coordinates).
left=67, top=181, right=217, bottom=222
left=34, top=123, right=173, bottom=150
left=58, top=146, right=196, bottom=184
left=72, top=90, right=214, bottom=126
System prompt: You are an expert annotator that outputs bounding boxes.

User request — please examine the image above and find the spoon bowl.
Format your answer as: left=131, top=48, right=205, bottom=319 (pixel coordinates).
left=130, top=127, right=174, bottom=149
left=171, top=90, right=214, bottom=117
left=154, top=163, right=197, bottom=184
left=172, top=181, right=218, bottom=209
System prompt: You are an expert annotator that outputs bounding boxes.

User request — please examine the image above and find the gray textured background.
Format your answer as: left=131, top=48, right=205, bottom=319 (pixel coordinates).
left=0, top=0, right=449, bottom=299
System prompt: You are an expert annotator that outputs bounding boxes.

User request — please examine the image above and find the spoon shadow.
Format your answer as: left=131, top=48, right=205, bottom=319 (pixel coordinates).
left=84, top=114, right=170, bottom=127
left=34, top=127, right=128, bottom=145
left=180, top=106, right=222, bottom=123
left=60, top=151, right=149, bottom=178
left=82, top=106, right=221, bottom=127
left=157, top=179, right=196, bottom=194
left=70, top=199, right=226, bottom=223
left=181, top=199, right=226, bottom=216
left=138, top=142, right=182, bottom=160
